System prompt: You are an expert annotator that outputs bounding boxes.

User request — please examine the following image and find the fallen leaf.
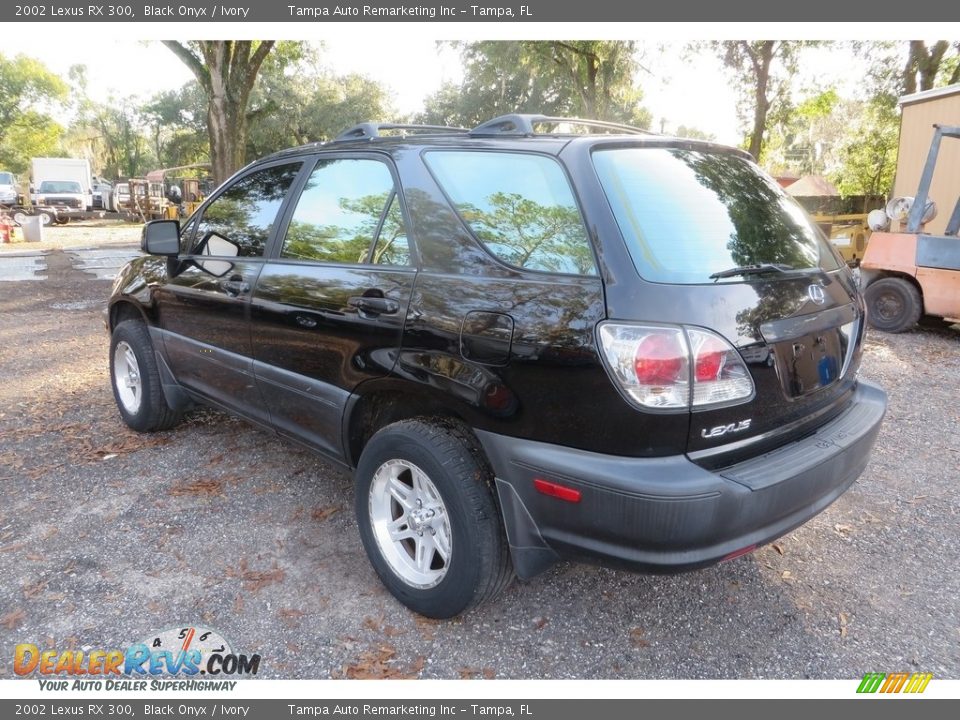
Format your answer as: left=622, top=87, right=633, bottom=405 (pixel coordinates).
left=772, top=543, right=784, bottom=556
left=169, top=478, right=223, bottom=496
left=1, top=609, right=26, bottom=630
left=839, top=612, right=849, bottom=638
left=781, top=570, right=793, bottom=580
left=311, top=505, right=341, bottom=521
left=629, top=627, right=650, bottom=648
left=22, top=580, right=47, bottom=599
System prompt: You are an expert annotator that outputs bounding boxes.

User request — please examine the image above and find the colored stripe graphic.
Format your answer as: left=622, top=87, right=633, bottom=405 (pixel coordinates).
left=903, top=673, right=933, bottom=694
left=857, top=673, right=885, bottom=693
left=857, top=672, right=932, bottom=694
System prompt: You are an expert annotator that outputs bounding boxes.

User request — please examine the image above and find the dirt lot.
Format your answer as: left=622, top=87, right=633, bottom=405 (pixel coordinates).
left=0, top=219, right=141, bottom=253
left=0, top=246, right=958, bottom=680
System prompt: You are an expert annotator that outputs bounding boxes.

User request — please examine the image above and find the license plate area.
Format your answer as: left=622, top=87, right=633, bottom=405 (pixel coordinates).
left=772, top=330, right=844, bottom=398
left=760, top=304, right=859, bottom=400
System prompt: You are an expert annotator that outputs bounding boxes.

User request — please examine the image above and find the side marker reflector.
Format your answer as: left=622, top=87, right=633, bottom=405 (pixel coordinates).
left=533, top=478, right=582, bottom=503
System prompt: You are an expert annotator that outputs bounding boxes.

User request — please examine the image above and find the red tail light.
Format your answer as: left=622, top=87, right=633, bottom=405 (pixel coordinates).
left=693, top=334, right=728, bottom=382
left=598, top=323, right=754, bottom=410
left=634, top=333, right=686, bottom=385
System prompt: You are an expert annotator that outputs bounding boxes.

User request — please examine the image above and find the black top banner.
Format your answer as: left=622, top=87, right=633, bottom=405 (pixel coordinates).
left=5, top=0, right=960, bottom=22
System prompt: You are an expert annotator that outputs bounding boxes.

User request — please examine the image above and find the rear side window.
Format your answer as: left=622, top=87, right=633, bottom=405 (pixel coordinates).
left=280, top=158, right=409, bottom=265
left=592, top=147, right=841, bottom=284
left=424, top=151, right=596, bottom=276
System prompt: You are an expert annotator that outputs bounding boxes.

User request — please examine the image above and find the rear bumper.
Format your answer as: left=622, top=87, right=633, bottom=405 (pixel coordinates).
left=476, top=380, right=886, bottom=579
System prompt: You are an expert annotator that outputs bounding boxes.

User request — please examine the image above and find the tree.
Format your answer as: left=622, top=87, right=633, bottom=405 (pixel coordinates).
left=902, top=41, right=960, bottom=94
left=707, top=41, right=816, bottom=160
left=763, top=89, right=843, bottom=176
left=0, top=53, right=68, bottom=173
left=830, top=99, right=899, bottom=198
left=162, top=41, right=277, bottom=183
left=141, top=83, right=208, bottom=170
left=245, top=47, right=393, bottom=156
left=419, top=41, right=650, bottom=129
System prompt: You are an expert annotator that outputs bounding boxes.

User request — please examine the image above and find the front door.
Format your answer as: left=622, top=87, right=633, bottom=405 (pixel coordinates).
left=155, top=161, right=304, bottom=422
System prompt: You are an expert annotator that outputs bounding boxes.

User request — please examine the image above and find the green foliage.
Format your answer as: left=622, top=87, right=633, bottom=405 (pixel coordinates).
left=705, top=41, right=820, bottom=160
left=0, top=113, right=64, bottom=175
left=67, top=95, right=156, bottom=179
left=0, top=53, right=68, bottom=174
left=141, top=82, right=208, bottom=170
left=762, top=88, right=841, bottom=175
left=419, top=41, right=650, bottom=128
left=163, top=40, right=279, bottom=182
left=460, top=192, right=595, bottom=275
left=246, top=47, right=394, bottom=156
left=830, top=100, right=899, bottom=198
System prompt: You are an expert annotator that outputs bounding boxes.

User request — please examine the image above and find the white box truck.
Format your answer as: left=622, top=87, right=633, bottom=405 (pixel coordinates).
left=30, top=158, right=94, bottom=222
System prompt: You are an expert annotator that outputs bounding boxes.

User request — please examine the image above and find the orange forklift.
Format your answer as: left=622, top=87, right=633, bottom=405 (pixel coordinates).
left=861, top=124, right=960, bottom=332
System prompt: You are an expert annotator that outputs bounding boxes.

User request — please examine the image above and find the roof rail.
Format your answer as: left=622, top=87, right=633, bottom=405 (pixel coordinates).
left=334, top=122, right=469, bottom=142
left=469, top=114, right=653, bottom=138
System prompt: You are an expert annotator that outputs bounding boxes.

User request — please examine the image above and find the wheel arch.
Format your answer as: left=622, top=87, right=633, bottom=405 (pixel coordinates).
left=862, top=270, right=925, bottom=306
left=343, top=380, right=477, bottom=469
left=108, top=299, right=149, bottom=331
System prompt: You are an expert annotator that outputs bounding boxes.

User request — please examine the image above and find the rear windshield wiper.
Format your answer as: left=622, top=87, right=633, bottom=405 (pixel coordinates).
left=709, top=263, right=816, bottom=280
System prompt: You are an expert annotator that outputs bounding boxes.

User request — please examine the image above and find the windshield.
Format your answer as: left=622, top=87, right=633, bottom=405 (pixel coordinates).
left=592, top=147, right=840, bottom=284
left=39, top=181, right=82, bottom=194
left=0, top=172, right=14, bottom=185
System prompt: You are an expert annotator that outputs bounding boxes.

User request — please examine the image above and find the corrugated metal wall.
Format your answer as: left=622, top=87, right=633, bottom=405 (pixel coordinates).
left=893, top=86, right=960, bottom=236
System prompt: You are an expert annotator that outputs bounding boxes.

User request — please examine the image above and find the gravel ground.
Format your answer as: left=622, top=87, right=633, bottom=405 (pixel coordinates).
left=0, top=219, right=141, bottom=253
left=0, top=248, right=958, bottom=680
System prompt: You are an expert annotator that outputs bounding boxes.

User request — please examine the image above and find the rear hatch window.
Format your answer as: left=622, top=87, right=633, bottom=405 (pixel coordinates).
left=592, top=147, right=840, bottom=284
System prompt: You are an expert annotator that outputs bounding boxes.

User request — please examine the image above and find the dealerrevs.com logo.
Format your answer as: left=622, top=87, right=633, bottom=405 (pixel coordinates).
left=14, top=626, right=260, bottom=691
left=856, top=672, right=933, bottom=694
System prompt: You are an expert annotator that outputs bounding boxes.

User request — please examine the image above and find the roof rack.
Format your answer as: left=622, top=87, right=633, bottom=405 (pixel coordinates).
left=469, top=114, right=653, bottom=138
left=334, top=122, right=469, bottom=142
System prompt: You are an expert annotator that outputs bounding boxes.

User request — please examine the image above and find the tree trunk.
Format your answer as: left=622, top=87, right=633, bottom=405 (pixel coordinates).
left=748, top=42, right=775, bottom=161
left=163, top=40, right=274, bottom=185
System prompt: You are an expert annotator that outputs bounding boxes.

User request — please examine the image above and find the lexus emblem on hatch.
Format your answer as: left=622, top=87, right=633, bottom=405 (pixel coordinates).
left=807, top=284, right=827, bottom=305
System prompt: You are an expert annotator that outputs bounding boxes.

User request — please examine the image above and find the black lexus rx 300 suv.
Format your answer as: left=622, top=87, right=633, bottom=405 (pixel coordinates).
left=107, top=115, right=886, bottom=617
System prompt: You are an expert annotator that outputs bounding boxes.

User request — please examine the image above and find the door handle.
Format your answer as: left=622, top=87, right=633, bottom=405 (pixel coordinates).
left=220, top=276, right=250, bottom=296
left=348, top=296, right=400, bottom=316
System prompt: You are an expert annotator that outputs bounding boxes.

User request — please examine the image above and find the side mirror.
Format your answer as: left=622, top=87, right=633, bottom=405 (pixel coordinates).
left=141, top=219, right=180, bottom=256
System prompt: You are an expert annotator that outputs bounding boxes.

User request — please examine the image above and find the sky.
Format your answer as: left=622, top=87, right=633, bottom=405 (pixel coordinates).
left=0, top=32, right=896, bottom=147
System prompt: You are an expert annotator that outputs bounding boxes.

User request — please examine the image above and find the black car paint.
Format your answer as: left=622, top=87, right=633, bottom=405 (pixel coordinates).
left=108, top=130, right=883, bottom=579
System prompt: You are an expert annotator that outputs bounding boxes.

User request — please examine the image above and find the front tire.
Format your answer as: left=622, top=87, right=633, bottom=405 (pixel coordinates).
left=865, top=277, right=923, bottom=333
left=110, top=320, right=183, bottom=432
left=355, top=420, right=513, bottom=618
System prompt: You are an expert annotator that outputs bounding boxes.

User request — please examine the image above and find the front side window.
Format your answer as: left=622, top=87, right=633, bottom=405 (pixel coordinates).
left=424, top=150, right=596, bottom=276
left=190, top=162, right=301, bottom=258
left=281, top=158, right=408, bottom=265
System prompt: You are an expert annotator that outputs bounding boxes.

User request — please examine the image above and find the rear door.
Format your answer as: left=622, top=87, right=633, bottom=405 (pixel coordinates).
left=155, top=161, right=304, bottom=422
left=250, top=154, right=416, bottom=458
left=588, top=143, right=863, bottom=464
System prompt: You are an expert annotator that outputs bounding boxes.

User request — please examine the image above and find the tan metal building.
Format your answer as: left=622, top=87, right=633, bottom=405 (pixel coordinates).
left=893, top=83, right=960, bottom=236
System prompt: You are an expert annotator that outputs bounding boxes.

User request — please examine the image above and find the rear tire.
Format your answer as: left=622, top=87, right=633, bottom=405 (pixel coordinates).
left=355, top=419, right=513, bottom=618
left=865, top=277, right=922, bottom=333
left=110, top=320, right=183, bottom=432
